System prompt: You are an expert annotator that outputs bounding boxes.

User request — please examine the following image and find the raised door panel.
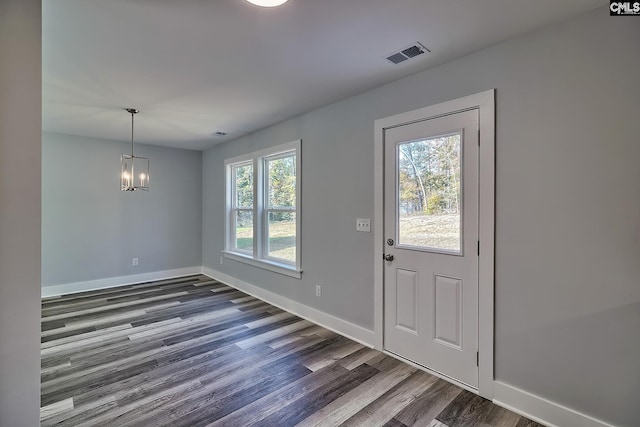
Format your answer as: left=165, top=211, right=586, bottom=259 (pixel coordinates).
left=434, top=275, right=462, bottom=350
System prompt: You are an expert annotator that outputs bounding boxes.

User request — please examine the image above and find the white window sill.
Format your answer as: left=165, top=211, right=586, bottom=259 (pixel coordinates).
left=222, top=251, right=302, bottom=279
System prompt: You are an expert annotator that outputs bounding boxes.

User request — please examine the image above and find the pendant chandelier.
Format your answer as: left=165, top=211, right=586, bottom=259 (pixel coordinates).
left=121, top=108, right=149, bottom=192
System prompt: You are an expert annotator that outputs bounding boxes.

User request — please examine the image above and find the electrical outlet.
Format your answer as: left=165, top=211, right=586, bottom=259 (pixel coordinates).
left=356, top=218, right=371, bottom=232
left=220, top=256, right=224, bottom=265
left=315, top=284, right=322, bottom=297
left=132, top=257, right=139, bottom=266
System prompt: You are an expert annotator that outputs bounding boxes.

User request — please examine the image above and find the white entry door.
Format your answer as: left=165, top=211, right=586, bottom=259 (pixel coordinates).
left=384, top=109, right=479, bottom=388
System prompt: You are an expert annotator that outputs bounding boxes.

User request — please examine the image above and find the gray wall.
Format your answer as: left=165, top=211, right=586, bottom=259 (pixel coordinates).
left=0, top=0, right=42, bottom=425
left=42, top=133, right=202, bottom=288
left=203, top=8, right=640, bottom=427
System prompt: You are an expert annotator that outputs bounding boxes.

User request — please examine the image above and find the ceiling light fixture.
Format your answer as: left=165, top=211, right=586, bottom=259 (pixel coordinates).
left=246, top=0, right=288, bottom=7
left=121, top=108, right=150, bottom=192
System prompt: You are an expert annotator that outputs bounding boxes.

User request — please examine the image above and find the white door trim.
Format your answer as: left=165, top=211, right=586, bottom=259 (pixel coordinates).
left=373, top=89, right=495, bottom=399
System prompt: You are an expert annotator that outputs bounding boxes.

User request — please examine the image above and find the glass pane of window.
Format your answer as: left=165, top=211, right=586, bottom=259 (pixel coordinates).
left=267, top=155, right=296, bottom=208
left=398, top=133, right=462, bottom=252
left=235, top=210, right=253, bottom=252
left=267, top=211, right=296, bottom=262
left=234, top=164, right=253, bottom=208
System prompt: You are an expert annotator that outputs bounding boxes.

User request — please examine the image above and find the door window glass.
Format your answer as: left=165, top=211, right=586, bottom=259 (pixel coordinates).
left=397, top=132, right=462, bottom=253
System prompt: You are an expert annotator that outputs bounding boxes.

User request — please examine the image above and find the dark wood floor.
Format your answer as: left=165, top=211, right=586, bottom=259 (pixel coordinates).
left=41, top=275, right=542, bottom=427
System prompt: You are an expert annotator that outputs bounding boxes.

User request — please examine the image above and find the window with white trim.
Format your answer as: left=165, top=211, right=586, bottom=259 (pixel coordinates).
left=224, top=140, right=301, bottom=278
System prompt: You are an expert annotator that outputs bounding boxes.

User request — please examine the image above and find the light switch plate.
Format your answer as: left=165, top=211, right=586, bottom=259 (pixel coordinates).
left=356, top=218, right=371, bottom=232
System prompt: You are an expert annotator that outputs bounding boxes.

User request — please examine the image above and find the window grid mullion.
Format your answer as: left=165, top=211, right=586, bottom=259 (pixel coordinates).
left=265, top=207, right=296, bottom=212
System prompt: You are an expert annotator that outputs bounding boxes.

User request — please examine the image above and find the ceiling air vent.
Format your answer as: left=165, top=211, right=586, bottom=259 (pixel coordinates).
left=386, top=42, right=430, bottom=65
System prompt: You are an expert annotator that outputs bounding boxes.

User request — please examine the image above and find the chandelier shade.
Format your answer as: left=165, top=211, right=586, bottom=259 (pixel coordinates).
left=121, top=108, right=150, bottom=192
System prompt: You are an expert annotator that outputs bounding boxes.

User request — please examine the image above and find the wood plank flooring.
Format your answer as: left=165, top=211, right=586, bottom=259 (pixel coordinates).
left=41, top=275, right=543, bottom=427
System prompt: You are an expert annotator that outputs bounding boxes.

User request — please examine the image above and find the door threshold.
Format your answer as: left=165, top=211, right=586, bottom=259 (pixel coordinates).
left=383, top=349, right=479, bottom=395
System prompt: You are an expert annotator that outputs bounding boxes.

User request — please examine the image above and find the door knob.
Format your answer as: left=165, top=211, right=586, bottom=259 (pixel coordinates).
left=384, top=254, right=394, bottom=261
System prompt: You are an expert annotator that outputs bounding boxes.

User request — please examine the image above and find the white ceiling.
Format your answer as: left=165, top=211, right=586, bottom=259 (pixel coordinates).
left=43, top=0, right=604, bottom=151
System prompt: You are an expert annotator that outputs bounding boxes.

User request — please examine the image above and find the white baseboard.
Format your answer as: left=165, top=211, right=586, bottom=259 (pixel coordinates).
left=202, top=267, right=376, bottom=348
left=493, top=381, right=616, bottom=427
left=41, top=266, right=204, bottom=298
